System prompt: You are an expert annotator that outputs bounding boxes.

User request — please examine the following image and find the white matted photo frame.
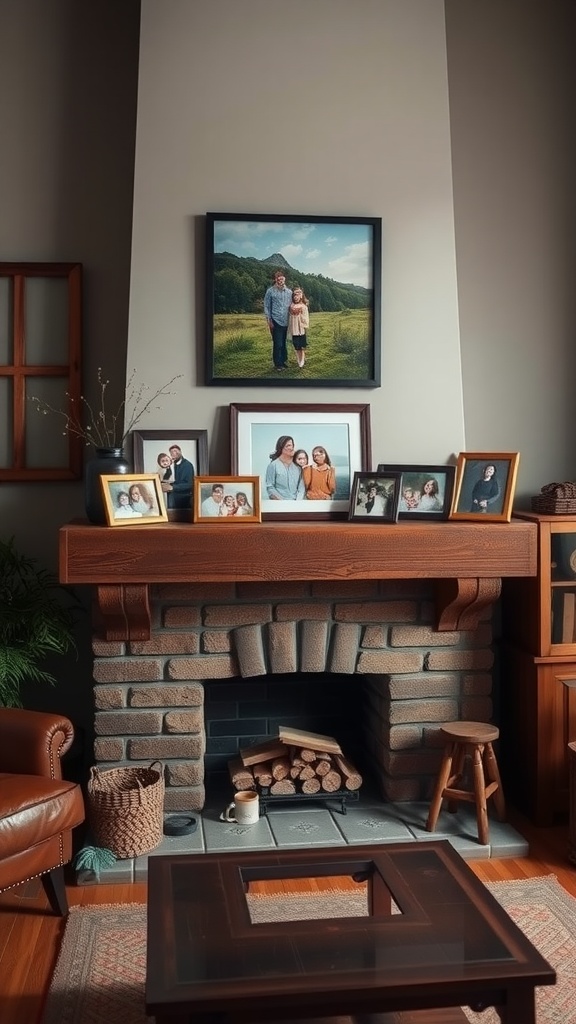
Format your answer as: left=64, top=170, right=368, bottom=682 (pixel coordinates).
left=193, top=476, right=261, bottom=523
left=100, top=474, right=168, bottom=527
left=348, top=471, right=401, bottom=523
left=230, top=403, right=371, bottom=521
left=377, top=463, right=456, bottom=521
left=450, top=452, right=520, bottom=522
left=132, top=429, right=208, bottom=522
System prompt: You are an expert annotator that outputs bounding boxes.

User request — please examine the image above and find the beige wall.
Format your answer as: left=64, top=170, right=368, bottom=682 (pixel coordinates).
left=127, top=0, right=465, bottom=475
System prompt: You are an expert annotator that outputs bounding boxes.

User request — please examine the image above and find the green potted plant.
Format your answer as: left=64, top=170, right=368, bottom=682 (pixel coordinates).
left=0, top=537, right=78, bottom=707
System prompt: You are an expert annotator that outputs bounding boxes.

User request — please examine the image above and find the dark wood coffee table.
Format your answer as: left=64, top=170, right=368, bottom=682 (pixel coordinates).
left=145, top=840, right=555, bottom=1024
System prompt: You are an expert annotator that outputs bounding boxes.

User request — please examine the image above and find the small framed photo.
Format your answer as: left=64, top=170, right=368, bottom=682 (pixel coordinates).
left=132, top=429, right=208, bottom=522
left=193, top=476, right=261, bottom=523
left=450, top=452, right=520, bottom=522
left=230, top=402, right=371, bottom=521
left=205, top=212, right=382, bottom=388
left=348, top=471, right=401, bottom=522
left=100, top=474, right=168, bottom=527
left=377, top=463, right=456, bottom=521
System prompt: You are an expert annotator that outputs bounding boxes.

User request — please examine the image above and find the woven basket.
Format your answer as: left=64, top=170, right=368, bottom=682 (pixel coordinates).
left=87, top=761, right=165, bottom=859
left=531, top=496, right=576, bottom=514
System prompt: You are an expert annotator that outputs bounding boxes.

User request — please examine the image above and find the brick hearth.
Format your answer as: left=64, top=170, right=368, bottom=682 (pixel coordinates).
left=91, top=579, right=494, bottom=811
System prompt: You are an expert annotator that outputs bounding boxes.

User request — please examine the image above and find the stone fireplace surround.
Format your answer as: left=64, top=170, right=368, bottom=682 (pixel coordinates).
left=60, top=518, right=537, bottom=812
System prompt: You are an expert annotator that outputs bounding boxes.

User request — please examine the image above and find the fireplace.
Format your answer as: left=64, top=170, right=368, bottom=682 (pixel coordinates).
left=60, top=518, right=537, bottom=812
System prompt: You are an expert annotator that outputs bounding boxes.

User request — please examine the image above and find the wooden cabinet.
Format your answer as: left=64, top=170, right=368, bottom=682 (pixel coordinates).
left=502, top=511, right=576, bottom=824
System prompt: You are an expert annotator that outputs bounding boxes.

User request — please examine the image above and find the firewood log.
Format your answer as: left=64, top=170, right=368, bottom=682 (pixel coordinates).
left=334, top=754, right=363, bottom=791
left=301, top=777, right=321, bottom=794
left=321, top=769, right=342, bottom=792
left=289, top=749, right=306, bottom=767
left=252, top=762, right=273, bottom=788
left=240, top=740, right=289, bottom=766
left=270, top=778, right=296, bottom=795
left=298, top=764, right=316, bottom=781
left=228, top=757, right=256, bottom=790
left=315, top=759, right=332, bottom=777
left=290, top=765, right=303, bottom=779
left=300, top=748, right=317, bottom=762
left=278, top=727, right=342, bottom=755
left=271, top=756, right=291, bottom=780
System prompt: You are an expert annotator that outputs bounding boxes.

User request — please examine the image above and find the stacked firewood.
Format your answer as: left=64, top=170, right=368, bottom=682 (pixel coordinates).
left=228, top=726, right=362, bottom=796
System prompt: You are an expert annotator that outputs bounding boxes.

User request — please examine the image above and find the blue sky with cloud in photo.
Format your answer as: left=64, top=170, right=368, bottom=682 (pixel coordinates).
left=213, top=219, right=373, bottom=288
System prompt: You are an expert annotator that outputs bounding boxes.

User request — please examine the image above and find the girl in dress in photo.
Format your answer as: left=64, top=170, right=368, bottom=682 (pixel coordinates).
left=302, top=446, right=336, bottom=501
left=289, top=286, right=310, bottom=368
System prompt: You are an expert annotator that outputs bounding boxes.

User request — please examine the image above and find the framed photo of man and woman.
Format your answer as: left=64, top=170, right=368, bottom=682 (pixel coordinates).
left=205, top=213, right=382, bottom=388
left=132, top=429, right=209, bottom=522
left=231, top=403, right=371, bottom=521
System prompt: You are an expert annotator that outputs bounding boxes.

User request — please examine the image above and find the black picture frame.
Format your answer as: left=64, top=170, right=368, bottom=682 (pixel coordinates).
left=348, top=471, right=401, bottom=523
left=377, top=463, right=456, bottom=521
left=205, top=212, right=382, bottom=388
left=230, top=402, right=371, bottom=521
left=132, top=429, right=209, bottom=523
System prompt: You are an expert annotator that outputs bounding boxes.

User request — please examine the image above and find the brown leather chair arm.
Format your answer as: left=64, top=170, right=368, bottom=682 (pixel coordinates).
left=0, top=708, right=74, bottom=779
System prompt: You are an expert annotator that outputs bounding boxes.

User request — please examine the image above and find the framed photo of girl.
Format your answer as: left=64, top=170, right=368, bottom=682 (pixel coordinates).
left=100, top=474, right=168, bottom=527
left=377, top=463, right=456, bottom=521
left=449, top=452, right=520, bottom=523
left=205, top=213, right=382, bottom=388
left=230, top=402, right=371, bottom=521
left=348, top=472, right=401, bottom=523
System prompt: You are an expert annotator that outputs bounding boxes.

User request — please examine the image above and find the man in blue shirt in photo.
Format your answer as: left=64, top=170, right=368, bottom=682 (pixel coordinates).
left=264, top=270, right=292, bottom=371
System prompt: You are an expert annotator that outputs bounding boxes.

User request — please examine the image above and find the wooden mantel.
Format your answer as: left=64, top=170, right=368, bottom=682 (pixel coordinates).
left=59, top=518, right=537, bottom=641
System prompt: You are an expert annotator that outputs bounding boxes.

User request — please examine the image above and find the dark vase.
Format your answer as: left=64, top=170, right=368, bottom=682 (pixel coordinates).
left=85, top=447, right=131, bottom=525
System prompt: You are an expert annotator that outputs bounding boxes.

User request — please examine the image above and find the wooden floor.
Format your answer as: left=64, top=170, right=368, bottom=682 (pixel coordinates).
left=0, top=807, right=574, bottom=1024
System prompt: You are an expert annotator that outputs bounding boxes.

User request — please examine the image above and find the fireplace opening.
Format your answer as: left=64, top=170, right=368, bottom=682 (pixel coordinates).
left=203, top=672, right=375, bottom=799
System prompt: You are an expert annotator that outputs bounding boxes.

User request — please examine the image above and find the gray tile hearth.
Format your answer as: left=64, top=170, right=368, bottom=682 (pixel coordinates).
left=76, top=795, right=528, bottom=885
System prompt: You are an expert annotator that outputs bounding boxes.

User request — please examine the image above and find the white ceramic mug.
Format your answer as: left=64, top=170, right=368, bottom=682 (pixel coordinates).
left=220, top=789, right=259, bottom=825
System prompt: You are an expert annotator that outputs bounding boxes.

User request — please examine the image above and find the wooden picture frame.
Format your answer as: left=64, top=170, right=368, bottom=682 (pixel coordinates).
left=206, top=213, right=381, bottom=388
left=100, top=474, right=168, bottom=527
left=377, top=463, right=456, bottom=521
left=231, top=403, right=371, bottom=521
left=132, top=429, right=208, bottom=522
left=348, top=471, right=401, bottom=522
left=450, top=452, right=520, bottom=522
left=193, top=476, right=261, bottom=523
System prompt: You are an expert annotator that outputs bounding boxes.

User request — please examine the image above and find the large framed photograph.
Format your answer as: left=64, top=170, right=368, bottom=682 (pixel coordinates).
left=377, top=463, right=456, bottom=521
left=231, top=403, right=371, bottom=521
left=206, top=213, right=381, bottom=388
left=348, top=472, right=401, bottom=523
left=193, top=476, right=261, bottom=523
left=132, top=429, right=208, bottom=522
left=100, top=474, right=168, bottom=527
left=450, top=452, right=520, bottom=523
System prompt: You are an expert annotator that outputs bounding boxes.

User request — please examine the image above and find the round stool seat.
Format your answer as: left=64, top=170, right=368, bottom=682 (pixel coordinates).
left=440, top=721, right=499, bottom=745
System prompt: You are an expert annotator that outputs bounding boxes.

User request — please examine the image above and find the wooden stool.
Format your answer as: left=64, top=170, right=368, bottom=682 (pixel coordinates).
left=425, top=721, right=506, bottom=846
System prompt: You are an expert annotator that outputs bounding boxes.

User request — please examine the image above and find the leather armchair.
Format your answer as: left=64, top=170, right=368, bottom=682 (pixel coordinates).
left=0, top=708, right=85, bottom=914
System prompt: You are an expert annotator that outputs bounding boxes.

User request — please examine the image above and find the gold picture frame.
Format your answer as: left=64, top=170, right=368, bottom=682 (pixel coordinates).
left=193, top=476, right=261, bottom=523
left=100, top=474, right=168, bottom=527
left=449, top=452, right=520, bottom=523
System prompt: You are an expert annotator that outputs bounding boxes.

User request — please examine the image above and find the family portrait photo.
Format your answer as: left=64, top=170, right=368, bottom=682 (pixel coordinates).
left=132, top=429, right=208, bottom=521
left=349, top=472, right=401, bottom=523
left=193, top=476, right=261, bottom=523
left=206, top=213, right=381, bottom=388
left=231, top=403, right=371, bottom=521
left=450, top=452, right=520, bottom=523
left=377, top=463, right=456, bottom=520
left=100, top=474, right=168, bottom=527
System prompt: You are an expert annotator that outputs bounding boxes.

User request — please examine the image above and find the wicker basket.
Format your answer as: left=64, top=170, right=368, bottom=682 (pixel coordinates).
left=531, top=482, right=576, bottom=515
left=87, top=761, right=165, bottom=859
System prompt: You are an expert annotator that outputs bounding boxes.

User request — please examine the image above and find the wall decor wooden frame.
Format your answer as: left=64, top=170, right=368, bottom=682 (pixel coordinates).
left=100, top=473, right=168, bottom=527
left=0, top=262, right=82, bottom=481
left=193, top=476, right=261, bottom=523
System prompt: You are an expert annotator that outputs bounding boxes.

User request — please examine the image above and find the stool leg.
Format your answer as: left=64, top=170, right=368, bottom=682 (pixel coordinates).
left=471, top=743, right=489, bottom=845
left=484, top=741, right=506, bottom=821
left=446, top=744, right=467, bottom=814
left=426, top=743, right=454, bottom=833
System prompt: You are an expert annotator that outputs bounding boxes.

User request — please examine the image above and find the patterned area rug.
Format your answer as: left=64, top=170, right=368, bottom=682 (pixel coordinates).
left=41, top=876, right=576, bottom=1024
